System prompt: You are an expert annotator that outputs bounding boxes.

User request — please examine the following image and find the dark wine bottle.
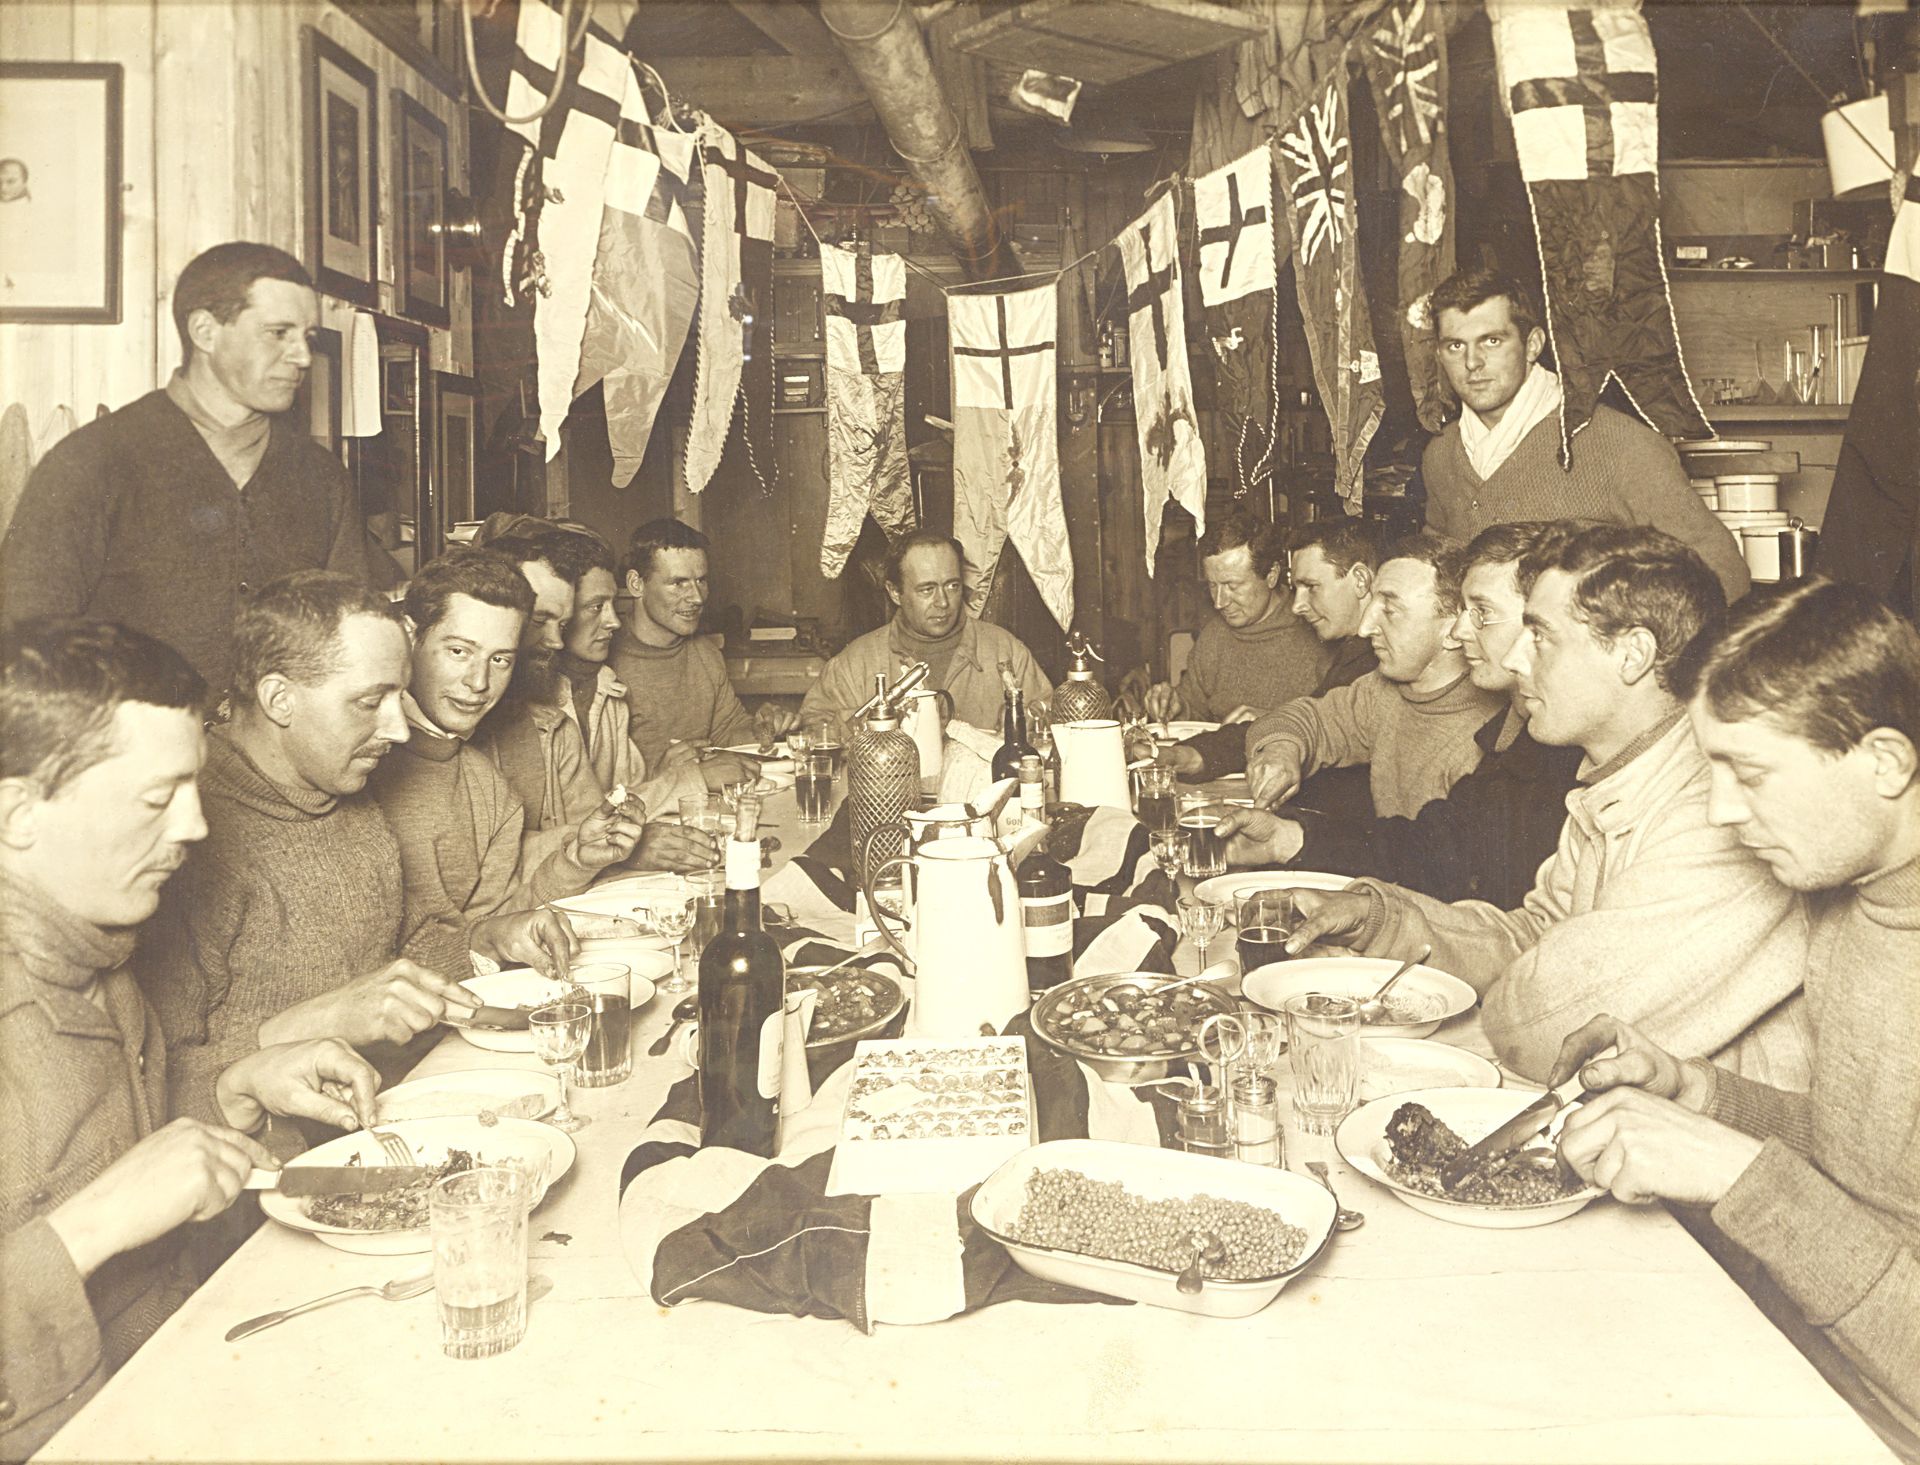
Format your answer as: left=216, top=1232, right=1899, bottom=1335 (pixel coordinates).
left=697, top=801, right=785, bottom=1156
left=1015, top=762, right=1073, bottom=989
left=991, top=685, right=1034, bottom=783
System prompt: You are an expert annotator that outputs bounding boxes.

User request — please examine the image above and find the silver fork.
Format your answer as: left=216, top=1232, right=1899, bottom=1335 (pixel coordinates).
left=370, top=1129, right=414, bottom=1165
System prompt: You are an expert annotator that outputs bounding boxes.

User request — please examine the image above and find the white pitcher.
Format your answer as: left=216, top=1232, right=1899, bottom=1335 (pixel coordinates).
left=864, top=835, right=1030, bottom=1039
left=901, top=689, right=949, bottom=795
left=1054, top=719, right=1131, bottom=808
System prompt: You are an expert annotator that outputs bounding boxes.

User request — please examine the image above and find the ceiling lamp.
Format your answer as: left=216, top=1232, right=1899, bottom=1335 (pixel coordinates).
left=1822, top=92, right=1899, bottom=200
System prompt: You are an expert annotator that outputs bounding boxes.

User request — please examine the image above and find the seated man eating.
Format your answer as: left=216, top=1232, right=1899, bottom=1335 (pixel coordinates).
left=1287, top=526, right=1808, bottom=1086
left=1552, top=578, right=1918, bottom=1457
left=1, top=619, right=380, bottom=1457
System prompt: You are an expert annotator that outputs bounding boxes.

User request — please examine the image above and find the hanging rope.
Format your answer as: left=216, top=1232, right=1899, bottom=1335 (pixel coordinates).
left=464, top=0, right=595, bottom=128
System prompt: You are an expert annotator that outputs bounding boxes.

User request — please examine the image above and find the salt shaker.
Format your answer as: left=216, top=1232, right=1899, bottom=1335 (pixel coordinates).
left=1175, top=1083, right=1234, bottom=1159
left=1231, top=1072, right=1284, bottom=1167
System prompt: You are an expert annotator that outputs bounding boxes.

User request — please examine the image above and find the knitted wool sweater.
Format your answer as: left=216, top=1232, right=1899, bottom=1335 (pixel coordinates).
left=138, top=729, right=406, bottom=1121
left=608, top=627, right=756, bottom=769
left=1704, top=851, right=1920, bottom=1445
left=1421, top=404, right=1751, bottom=602
left=1180, top=602, right=1330, bottom=722
left=1180, top=634, right=1375, bottom=782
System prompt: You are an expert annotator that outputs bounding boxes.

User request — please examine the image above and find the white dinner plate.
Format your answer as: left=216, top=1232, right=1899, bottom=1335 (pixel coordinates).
left=372, top=1069, right=558, bottom=1124
left=1241, top=955, right=1477, bottom=1039
left=258, top=1116, right=576, bottom=1255
left=721, top=743, right=795, bottom=775
left=1158, top=720, right=1220, bottom=740
left=1357, top=1037, right=1500, bottom=1102
left=1676, top=438, right=1771, bottom=454
left=1334, top=1088, right=1603, bottom=1229
left=1193, top=870, right=1354, bottom=906
left=454, top=968, right=577, bottom=1052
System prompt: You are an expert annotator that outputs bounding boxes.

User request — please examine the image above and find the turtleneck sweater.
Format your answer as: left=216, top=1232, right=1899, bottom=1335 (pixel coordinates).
left=137, top=727, right=408, bottom=1121
left=1704, top=850, right=1920, bottom=1448
left=163, top=370, right=270, bottom=488
left=1178, top=599, right=1330, bottom=723
left=2, top=870, right=195, bottom=1458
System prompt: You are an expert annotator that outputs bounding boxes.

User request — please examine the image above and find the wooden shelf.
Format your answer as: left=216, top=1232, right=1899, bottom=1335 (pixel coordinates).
left=1671, top=270, right=1876, bottom=283
left=1705, top=404, right=1850, bottom=423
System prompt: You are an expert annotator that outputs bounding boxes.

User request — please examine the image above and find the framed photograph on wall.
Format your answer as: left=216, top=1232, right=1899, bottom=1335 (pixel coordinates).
left=340, top=0, right=462, bottom=97
left=294, top=325, right=345, bottom=462
left=0, top=62, right=122, bottom=323
left=393, top=93, right=449, bottom=327
left=304, top=29, right=379, bottom=308
left=435, top=372, right=478, bottom=529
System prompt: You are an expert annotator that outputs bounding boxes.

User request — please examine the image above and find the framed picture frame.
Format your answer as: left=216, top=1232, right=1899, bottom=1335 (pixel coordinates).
left=304, top=29, right=380, bottom=308
left=435, top=371, right=478, bottom=530
left=392, top=92, right=450, bottom=327
left=340, top=0, right=462, bottom=98
left=0, top=62, right=123, bottom=324
left=351, top=313, right=438, bottom=567
left=294, top=325, right=345, bottom=462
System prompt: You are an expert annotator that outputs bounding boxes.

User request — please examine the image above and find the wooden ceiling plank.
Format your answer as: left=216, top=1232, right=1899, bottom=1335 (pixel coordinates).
left=952, top=0, right=1264, bottom=84
left=651, top=54, right=869, bottom=127
left=726, top=1, right=840, bottom=55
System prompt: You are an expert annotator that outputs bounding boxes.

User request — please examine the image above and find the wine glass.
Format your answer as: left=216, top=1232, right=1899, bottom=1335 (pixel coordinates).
left=653, top=894, right=697, bottom=995
left=528, top=1000, right=593, bottom=1133
left=1176, top=895, right=1225, bottom=973
left=1148, top=829, right=1184, bottom=885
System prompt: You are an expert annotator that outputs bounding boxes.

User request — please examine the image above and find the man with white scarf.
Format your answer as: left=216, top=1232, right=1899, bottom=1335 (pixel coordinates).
left=1419, top=266, right=1749, bottom=601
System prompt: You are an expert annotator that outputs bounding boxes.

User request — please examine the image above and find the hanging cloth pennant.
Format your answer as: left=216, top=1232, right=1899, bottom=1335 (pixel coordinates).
left=1489, top=0, right=1709, bottom=459
left=1192, top=145, right=1281, bottom=497
left=1117, top=192, right=1207, bottom=575
left=1818, top=160, right=1920, bottom=599
left=502, top=3, right=627, bottom=459
left=571, top=68, right=699, bottom=488
left=949, top=285, right=1074, bottom=630
left=683, top=123, right=779, bottom=495
left=1362, top=0, right=1456, bottom=434
left=1276, top=73, right=1383, bottom=512
left=819, top=243, right=915, bottom=579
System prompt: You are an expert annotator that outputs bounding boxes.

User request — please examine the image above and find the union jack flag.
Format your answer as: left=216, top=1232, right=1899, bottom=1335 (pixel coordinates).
left=1371, top=0, right=1442, bottom=155
left=1279, top=83, right=1350, bottom=268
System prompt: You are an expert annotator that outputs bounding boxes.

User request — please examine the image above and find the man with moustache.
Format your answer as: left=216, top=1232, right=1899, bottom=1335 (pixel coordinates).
left=1550, top=580, right=1918, bottom=1456
left=1, top=618, right=381, bottom=1457
left=0, top=243, right=370, bottom=694
left=368, top=548, right=637, bottom=979
left=1420, top=265, right=1748, bottom=600
left=1288, top=527, right=1808, bottom=1087
left=141, top=573, right=487, bottom=1117
left=1216, top=521, right=1585, bottom=908
left=1245, top=532, right=1502, bottom=819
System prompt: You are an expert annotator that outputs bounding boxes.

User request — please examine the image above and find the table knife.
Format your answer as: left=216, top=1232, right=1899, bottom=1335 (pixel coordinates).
left=445, top=1000, right=532, bottom=1032
left=243, top=1165, right=435, bottom=1195
left=1439, top=1078, right=1591, bottom=1193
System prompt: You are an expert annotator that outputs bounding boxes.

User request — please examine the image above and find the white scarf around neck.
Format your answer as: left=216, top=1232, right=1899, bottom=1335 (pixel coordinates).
left=1459, top=362, right=1562, bottom=480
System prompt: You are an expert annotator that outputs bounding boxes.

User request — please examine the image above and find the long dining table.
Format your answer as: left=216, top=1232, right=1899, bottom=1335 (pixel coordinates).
left=36, top=783, right=1898, bottom=1464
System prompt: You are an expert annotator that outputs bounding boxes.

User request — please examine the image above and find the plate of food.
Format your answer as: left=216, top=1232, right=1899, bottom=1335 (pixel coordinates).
left=720, top=742, right=795, bottom=774
left=258, top=1117, right=576, bottom=1255
left=1155, top=720, right=1221, bottom=741
left=453, top=969, right=576, bottom=1052
left=551, top=877, right=685, bottom=942
left=1028, top=971, right=1239, bottom=1083
left=1357, top=1038, right=1500, bottom=1102
left=1334, top=1088, right=1602, bottom=1228
left=1193, top=870, right=1354, bottom=906
left=1242, top=955, right=1476, bottom=1039
left=372, top=1069, right=559, bottom=1124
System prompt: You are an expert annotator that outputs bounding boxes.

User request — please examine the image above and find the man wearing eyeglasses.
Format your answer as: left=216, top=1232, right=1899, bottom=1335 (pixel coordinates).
left=800, top=530, right=1049, bottom=735
left=1216, top=521, right=1585, bottom=908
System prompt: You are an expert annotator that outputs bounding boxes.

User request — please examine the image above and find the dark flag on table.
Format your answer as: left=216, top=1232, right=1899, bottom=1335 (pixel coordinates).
left=1362, top=0, right=1456, bottom=434
left=1118, top=192, right=1206, bottom=576
left=1820, top=160, right=1920, bottom=603
left=1489, top=0, right=1710, bottom=461
left=1276, top=71, right=1383, bottom=512
left=1192, top=145, right=1281, bottom=498
left=819, top=243, right=915, bottom=579
left=684, top=122, right=779, bottom=495
left=949, top=285, right=1074, bottom=630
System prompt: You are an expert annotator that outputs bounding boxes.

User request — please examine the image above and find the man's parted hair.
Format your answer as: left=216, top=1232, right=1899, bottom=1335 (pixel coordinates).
left=1463, top=519, right=1589, bottom=595
left=1673, top=578, right=1920, bottom=754
left=1428, top=265, right=1543, bottom=341
left=1288, top=517, right=1381, bottom=577
left=172, top=241, right=313, bottom=367
left=1380, top=530, right=1467, bottom=619
left=1198, top=506, right=1285, bottom=580
left=404, top=547, right=536, bottom=638
left=1, top=620, right=207, bottom=798
left=233, top=572, right=403, bottom=697
left=884, top=529, right=966, bottom=589
left=624, top=518, right=710, bottom=582
left=1523, top=525, right=1723, bottom=691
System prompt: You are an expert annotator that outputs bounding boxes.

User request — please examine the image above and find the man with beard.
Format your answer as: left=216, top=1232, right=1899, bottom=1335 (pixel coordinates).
left=141, top=573, right=488, bottom=1116
left=1215, top=521, right=1586, bottom=908
left=1246, top=532, right=1502, bottom=819
left=368, top=548, right=637, bottom=978
left=0, top=243, right=370, bottom=694
left=1, top=618, right=381, bottom=1456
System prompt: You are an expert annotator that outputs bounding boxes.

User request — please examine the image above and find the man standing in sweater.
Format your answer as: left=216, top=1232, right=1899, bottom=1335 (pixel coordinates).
left=1246, top=532, right=1502, bottom=818
left=141, top=573, right=525, bottom=1116
left=1289, top=527, right=1807, bottom=1087
left=1420, top=265, right=1748, bottom=601
left=1216, top=520, right=1585, bottom=908
left=1552, top=579, right=1919, bottom=1457
left=0, top=243, right=370, bottom=694
left=1, top=619, right=380, bottom=1457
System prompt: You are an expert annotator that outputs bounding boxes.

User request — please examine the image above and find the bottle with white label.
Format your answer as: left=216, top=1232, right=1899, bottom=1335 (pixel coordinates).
left=697, top=800, right=785, bottom=1155
left=1015, top=756, right=1073, bottom=989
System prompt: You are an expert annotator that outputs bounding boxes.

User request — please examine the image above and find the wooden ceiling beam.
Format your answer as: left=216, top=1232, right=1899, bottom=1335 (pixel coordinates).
left=726, top=1, right=840, bottom=55
left=650, top=54, right=869, bottom=127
